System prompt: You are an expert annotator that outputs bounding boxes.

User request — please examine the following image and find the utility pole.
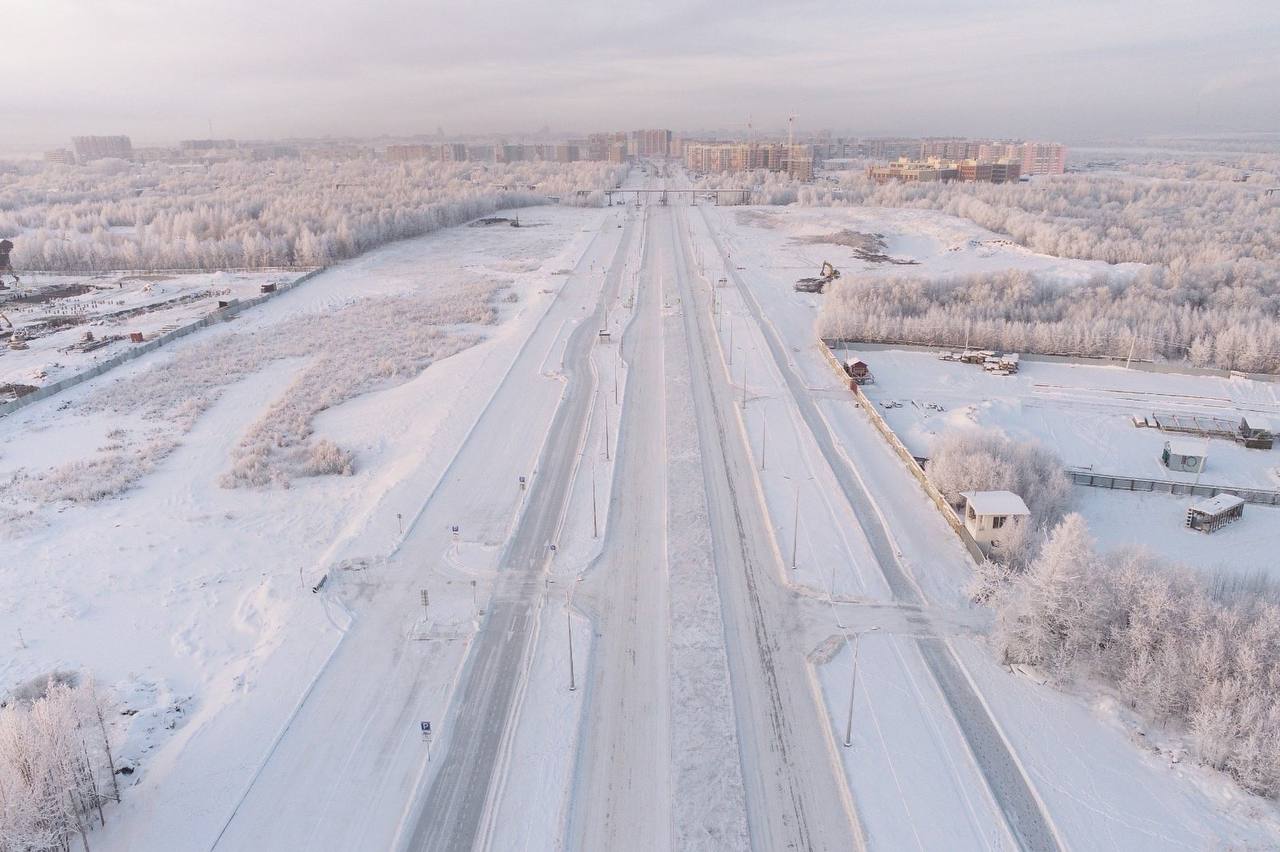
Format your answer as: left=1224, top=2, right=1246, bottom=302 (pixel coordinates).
left=1125, top=332, right=1138, bottom=370
left=741, top=362, right=747, bottom=410
left=729, top=319, right=735, bottom=365
left=761, top=418, right=767, bottom=471
left=604, top=395, right=611, bottom=461
left=843, top=633, right=860, bottom=748
left=791, top=484, right=800, bottom=569
left=592, top=462, right=598, bottom=538
left=567, top=605, right=577, bottom=691
left=397, top=512, right=403, bottom=534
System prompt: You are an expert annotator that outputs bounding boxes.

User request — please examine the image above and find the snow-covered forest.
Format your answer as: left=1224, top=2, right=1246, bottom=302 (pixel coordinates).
left=816, top=267, right=1280, bottom=373
left=786, top=150, right=1280, bottom=372
left=992, top=514, right=1280, bottom=799
left=0, top=159, right=622, bottom=272
left=0, top=675, right=120, bottom=851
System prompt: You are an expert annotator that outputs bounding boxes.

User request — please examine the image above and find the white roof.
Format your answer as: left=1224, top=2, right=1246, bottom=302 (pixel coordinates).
left=1244, top=415, right=1273, bottom=432
left=1165, top=439, right=1204, bottom=458
left=962, top=490, right=1030, bottom=516
left=1190, top=493, right=1244, bottom=515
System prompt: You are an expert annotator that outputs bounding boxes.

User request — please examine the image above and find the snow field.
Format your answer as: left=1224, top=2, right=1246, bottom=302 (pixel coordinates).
left=0, top=204, right=614, bottom=850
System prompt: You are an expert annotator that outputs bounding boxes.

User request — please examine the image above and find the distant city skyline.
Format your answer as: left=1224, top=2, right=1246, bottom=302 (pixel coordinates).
left=4, top=0, right=1278, bottom=150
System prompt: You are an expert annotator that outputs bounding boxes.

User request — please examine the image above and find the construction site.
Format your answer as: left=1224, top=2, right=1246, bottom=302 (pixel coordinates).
left=0, top=270, right=298, bottom=403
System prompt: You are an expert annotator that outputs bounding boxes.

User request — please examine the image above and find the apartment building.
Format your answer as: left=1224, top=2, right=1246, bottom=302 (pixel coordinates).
left=869, top=156, right=1020, bottom=184
left=71, top=135, right=133, bottom=162
left=920, top=139, right=986, bottom=160
left=918, top=139, right=1067, bottom=176
left=632, top=129, right=672, bottom=158
left=684, top=141, right=813, bottom=179
left=385, top=144, right=438, bottom=162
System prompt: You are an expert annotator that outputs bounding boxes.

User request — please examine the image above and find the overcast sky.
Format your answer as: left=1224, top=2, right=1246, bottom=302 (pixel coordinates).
left=5, top=0, right=1278, bottom=149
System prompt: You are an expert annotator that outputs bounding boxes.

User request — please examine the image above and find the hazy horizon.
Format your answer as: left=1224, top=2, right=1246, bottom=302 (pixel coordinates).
left=5, top=0, right=1279, bottom=150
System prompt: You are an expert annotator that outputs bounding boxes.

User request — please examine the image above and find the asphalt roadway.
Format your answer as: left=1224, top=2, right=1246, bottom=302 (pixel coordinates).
left=697, top=203, right=1063, bottom=852
left=400, top=210, right=638, bottom=851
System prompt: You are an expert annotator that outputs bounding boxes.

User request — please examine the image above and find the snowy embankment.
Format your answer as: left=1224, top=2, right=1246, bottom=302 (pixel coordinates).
left=0, top=204, right=607, bottom=846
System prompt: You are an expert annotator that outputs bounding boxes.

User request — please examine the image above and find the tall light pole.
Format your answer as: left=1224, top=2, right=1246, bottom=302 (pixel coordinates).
left=791, top=484, right=800, bottom=569
left=568, top=605, right=577, bottom=692
left=602, top=386, right=611, bottom=461
left=843, top=632, right=861, bottom=748
left=760, top=418, right=767, bottom=471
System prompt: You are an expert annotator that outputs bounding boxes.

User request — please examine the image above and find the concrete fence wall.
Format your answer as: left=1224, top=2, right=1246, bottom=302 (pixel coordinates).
left=818, top=341, right=987, bottom=564
left=18, top=265, right=321, bottom=277
left=1069, top=470, right=1280, bottom=506
left=0, top=266, right=327, bottom=418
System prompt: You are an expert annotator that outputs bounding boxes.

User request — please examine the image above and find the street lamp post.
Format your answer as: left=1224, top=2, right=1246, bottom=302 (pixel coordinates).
left=568, top=605, right=576, bottom=692
left=791, top=484, right=800, bottom=569
left=760, top=418, right=767, bottom=472
left=843, top=632, right=861, bottom=748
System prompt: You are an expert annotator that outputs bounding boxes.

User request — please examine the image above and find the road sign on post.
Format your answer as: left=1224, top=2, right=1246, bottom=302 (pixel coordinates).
left=421, top=720, right=433, bottom=759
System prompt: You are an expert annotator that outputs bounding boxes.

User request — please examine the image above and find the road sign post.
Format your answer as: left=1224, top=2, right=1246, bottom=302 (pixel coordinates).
left=421, top=721, right=433, bottom=760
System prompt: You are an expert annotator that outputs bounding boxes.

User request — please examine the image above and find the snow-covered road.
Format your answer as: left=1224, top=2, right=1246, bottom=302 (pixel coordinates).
left=694, top=203, right=1061, bottom=851
left=669, top=204, right=862, bottom=850
left=399, top=210, right=639, bottom=851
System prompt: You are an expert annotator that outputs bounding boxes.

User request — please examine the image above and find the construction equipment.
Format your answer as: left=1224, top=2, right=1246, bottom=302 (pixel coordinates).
left=794, top=261, right=840, bottom=293
left=0, top=239, right=17, bottom=288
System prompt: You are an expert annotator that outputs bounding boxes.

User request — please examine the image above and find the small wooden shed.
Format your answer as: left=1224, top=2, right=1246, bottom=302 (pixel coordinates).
left=844, top=358, right=872, bottom=385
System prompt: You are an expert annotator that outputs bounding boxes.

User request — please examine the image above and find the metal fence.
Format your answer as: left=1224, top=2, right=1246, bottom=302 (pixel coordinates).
left=1068, top=470, right=1280, bottom=506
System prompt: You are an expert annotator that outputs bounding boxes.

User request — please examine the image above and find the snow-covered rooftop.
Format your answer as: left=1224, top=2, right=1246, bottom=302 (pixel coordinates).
left=1189, top=493, right=1245, bottom=516
left=962, top=490, right=1030, bottom=516
left=1164, top=439, right=1206, bottom=458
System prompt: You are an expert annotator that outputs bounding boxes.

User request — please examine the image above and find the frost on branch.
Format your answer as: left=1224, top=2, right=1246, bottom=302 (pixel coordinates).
left=990, top=515, right=1280, bottom=798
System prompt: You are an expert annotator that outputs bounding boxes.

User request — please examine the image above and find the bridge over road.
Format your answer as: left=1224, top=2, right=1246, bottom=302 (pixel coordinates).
left=574, top=188, right=753, bottom=206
